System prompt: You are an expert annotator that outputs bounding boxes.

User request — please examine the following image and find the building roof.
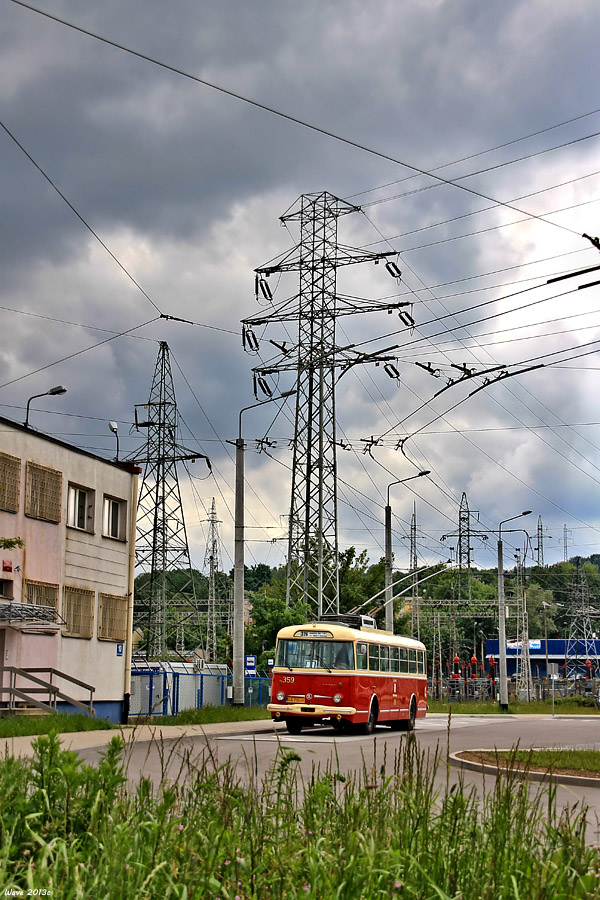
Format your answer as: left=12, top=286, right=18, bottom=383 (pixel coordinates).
left=0, top=414, right=141, bottom=474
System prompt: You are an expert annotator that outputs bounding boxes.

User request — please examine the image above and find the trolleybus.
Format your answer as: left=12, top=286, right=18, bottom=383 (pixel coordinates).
left=268, top=614, right=427, bottom=735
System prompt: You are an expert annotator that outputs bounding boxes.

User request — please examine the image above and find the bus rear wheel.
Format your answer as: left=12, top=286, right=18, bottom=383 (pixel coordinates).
left=286, top=718, right=303, bottom=735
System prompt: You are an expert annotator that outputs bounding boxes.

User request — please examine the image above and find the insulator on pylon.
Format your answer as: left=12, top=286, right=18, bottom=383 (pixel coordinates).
left=384, top=363, right=400, bottom=380
left=253, top=373, right=259, bottom=399
left=385, top=261, right=402, bottom=279
left=259, top=278, right=273, bottom=301
left=399, top=311, right=415, bottom=327
left=243, top=325, right=259, bottom=353
left=258, top=376, right=273, bottom=397
left=254, top=274, right=259, bottom=300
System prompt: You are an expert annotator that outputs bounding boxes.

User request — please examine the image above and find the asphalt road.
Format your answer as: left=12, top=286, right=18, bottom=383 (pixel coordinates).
left=75, top=713, right=600, bottom=837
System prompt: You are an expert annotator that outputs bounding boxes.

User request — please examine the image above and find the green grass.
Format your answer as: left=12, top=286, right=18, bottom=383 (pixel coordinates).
left=427, top=697, right=600, bottom=715
left=148, top=704, right=272, bottom=726
left=0, top=712, right=114, bottom=739
left=496, top=748, right=600, bottom=775
left=0, top=733, right=599, bottom=898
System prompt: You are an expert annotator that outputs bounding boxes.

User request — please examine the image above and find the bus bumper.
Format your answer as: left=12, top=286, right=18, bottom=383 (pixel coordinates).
left=268, top=703, right=357, bottom=718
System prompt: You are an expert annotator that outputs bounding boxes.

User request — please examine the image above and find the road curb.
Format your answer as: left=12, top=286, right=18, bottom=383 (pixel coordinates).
left=449, top=749, right=600, bottom=787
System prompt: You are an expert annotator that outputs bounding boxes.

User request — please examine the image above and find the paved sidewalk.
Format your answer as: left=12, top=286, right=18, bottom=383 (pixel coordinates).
left=2, top=718, right=286, bottom=759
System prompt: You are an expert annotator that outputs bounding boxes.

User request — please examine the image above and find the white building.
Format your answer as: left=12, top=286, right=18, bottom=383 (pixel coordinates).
left=0, top=415, right=140, bottom=722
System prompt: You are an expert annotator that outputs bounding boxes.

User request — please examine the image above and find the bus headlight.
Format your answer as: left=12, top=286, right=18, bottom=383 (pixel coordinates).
left=276, top=691, right=285, bottom=701
left=333, top=693, right=342, bottom=704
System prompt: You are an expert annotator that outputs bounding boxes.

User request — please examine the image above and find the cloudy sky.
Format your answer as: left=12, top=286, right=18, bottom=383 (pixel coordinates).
left=2, top=0, right=600, bottom=576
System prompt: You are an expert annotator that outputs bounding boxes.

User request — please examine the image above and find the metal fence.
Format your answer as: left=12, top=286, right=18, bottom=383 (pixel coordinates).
left=130, top=669, right=271, bottom=717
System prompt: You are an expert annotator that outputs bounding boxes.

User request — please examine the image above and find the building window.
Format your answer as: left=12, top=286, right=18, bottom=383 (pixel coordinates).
left=62, top=585, right=94, bottom=638
left=0, top=452, right=21, bottom=513
left=25, top=462, right=62, bottom=523
left=23, top=579, right=59, bottom=610
left=67, top=484, right=95, bottom=532
left=102, top=496, right=126, bottom=540
left=0, top=579, right=14, bottom=600
left=98, top=592, right=128, bottom=641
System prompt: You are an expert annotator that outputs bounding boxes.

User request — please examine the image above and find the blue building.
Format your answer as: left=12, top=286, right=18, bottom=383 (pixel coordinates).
left=486, top=639, right=600, bottom=679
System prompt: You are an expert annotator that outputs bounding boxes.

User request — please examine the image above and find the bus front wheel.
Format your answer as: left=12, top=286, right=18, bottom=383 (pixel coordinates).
left=286, top=718, right=303, bottom=735
left=360, top=699, right=378, bottom=735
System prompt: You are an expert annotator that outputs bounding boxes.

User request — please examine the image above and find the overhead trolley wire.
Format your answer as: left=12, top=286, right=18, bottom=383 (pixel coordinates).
left=9, top=0, right=583, bottom=241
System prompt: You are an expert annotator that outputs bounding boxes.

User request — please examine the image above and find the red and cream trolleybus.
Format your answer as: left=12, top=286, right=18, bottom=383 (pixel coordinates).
left=268, top=614, right=427, bottom=735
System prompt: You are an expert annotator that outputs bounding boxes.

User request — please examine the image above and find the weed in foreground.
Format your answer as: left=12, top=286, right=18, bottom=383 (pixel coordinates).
left=0, top=732, right=598, bottom=898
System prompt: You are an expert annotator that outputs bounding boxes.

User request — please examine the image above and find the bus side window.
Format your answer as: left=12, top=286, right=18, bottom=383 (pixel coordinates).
left=399, top=647, right=408, bottom=674
left=380, top=645, right=390, bottom=672
left=368, top=643, right=380, bottom=671
left=357, top=643, right=368, bottom=670
left=408, top=649, right=417, bottom=674
left=390, top=647, right=399, bottom=673
left=418, top=650, right=425, bottom=675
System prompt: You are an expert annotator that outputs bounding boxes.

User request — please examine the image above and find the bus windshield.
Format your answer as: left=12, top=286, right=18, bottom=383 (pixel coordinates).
left=276, top=639, right=355, bottom=670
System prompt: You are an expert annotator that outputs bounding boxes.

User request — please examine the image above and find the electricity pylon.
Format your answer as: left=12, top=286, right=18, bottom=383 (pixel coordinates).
left=242, top=191, right=406, bottom=617
left=203, top=498, right=224, bottom=662
left=132, top=341, right=210, bottom=659
left=565, top=562, right=599, bottom=678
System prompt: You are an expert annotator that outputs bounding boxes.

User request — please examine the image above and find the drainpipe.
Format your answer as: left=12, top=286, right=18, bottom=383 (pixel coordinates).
left=123, top=470, right=139, bottom=723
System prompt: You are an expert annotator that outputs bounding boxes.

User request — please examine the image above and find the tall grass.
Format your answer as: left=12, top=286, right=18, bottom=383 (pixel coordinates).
left=0, top=712, right=114, bottom=739
left=0, top=732, right=598, bottom=898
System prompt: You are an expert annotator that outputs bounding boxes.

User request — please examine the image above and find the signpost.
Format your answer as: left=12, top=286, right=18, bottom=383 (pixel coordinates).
left=548, top=663, right=558, bottom=717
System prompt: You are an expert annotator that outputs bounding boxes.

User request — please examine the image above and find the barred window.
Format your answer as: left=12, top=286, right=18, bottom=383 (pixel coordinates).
left=24, top=579, right=59, bottom=610
left=25, top=462, right=62, bottom=523
left=98, top=592, right=128, bottom=641
left=62, top=585, right=94, bottom=638
left=0, top=452, right=20, bottom=513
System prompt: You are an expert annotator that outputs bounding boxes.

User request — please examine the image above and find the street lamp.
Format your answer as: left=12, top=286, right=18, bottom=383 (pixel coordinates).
left=497, top=510, right=532, bottom=710
left=109, top=421, right=119, bottom=461
left=24, top=385, right=67, bottom=427
left=233, top=390, right=295, bottom=706
left=384, top=471, right=430, bottom=632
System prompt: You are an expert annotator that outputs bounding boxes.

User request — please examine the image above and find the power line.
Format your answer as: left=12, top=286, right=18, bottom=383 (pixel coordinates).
left=0, top=316, right=160, bottom=390
left=346, top=106, right=600, bottom=201
left=10, top=0, right=583, bottom=240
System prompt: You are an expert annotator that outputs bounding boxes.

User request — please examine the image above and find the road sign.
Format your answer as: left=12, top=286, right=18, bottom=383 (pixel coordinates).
left=245, top=654, right=257, bottom=677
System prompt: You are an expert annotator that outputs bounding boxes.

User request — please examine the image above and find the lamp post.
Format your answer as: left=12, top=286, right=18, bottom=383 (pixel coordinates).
left=384, top=471, right=430, bottom=632
left=233, top=390, right=295, bottom=706
left=542, top=600, right=550, bottom=683
left=24, top=385, right=67, bottom=427
left=497, top=510, right=532, bottom=710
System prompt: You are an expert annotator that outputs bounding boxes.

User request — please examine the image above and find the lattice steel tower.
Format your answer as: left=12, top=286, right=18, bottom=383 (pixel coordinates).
left=133, top=342, right=209, bottom=658
left=565, top=562, right=600, bottom=678
left=243, top=192, right=404, bottom=616
left=203, top=498, right=224, bottom=662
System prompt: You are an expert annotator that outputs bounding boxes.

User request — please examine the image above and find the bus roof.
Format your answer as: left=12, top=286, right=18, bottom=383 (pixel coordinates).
left=275, top=621, right=426, bottom=651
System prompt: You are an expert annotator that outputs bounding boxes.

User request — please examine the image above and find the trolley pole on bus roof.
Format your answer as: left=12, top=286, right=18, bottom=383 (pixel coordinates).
left=384, top=471, right=429, bottom=632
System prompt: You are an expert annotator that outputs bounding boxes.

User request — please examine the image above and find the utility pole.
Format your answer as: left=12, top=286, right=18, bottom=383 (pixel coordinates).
left=243, top=191, right=405, bottom=617
left=410, top=502, right=419, bottom=638
left=133, top=342, right=210, bottom=659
